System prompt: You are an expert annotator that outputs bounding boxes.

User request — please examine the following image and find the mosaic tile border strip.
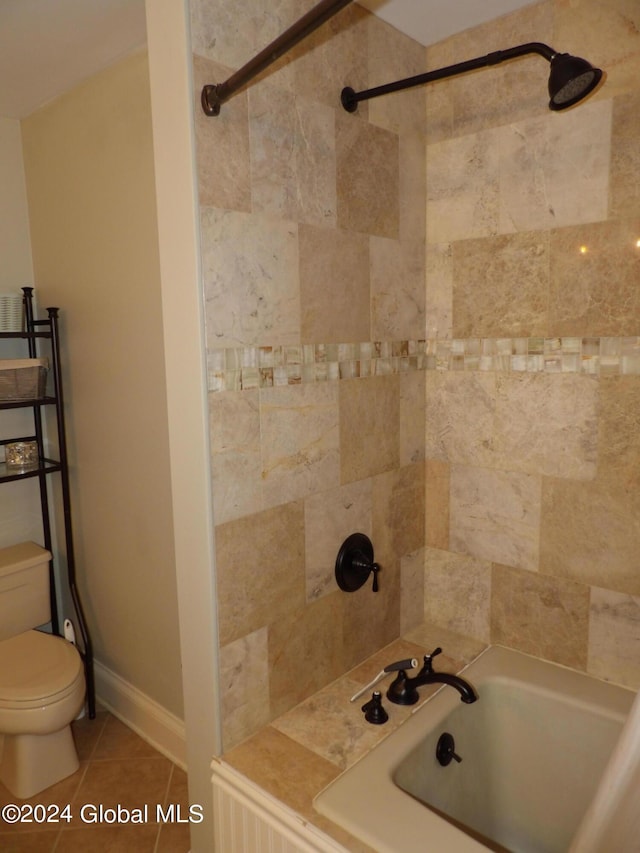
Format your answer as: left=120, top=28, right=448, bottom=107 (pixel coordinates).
left=207, top=336, right=640, bottom=392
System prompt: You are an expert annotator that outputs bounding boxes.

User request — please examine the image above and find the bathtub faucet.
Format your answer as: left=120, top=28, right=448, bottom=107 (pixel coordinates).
left=386, top=647, right=478, bottom=706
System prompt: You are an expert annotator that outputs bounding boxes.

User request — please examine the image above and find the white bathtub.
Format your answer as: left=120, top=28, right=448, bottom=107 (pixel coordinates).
left=314, top=646, right=635, bottom=853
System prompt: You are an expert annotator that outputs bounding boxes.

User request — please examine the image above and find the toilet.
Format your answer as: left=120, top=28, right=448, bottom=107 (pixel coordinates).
left=0, top=542, right=85, bottom=799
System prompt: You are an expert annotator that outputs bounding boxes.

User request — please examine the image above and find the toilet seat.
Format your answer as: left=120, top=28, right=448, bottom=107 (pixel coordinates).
left=0, top=630, right=83, bottom=710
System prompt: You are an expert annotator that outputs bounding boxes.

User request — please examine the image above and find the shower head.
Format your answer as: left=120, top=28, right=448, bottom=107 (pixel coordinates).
left=341, top=42, right=603, bottom=114
left=548, top=52, right=603, bottom=110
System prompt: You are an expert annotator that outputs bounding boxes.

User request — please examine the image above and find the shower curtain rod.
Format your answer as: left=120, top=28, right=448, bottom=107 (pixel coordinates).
left=201, top=5, right=602, bottom=116
left=201, top=0, right=354, bottom=116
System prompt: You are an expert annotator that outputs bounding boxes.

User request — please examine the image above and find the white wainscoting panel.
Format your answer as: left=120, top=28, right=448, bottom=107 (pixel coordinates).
left=212, top=760, right=346, bottom=853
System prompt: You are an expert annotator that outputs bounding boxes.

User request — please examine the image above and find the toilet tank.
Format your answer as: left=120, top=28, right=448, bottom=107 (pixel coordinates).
left=0, top=542, right=52, bottom=641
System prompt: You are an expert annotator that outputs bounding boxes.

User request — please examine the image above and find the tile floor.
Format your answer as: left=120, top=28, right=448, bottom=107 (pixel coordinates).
left=0, top=710, right=191, bottom=852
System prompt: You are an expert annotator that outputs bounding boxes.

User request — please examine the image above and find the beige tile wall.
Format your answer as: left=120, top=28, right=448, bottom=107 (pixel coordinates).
left=192, top=0, right=640, bottom=749
left=424, top=0, right=640, bottom=692
left=191, top=0, right=426, bottom=748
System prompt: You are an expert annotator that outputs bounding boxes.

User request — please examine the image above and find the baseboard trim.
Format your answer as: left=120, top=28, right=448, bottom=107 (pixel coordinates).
left=93, top=659, right=187, bottom=770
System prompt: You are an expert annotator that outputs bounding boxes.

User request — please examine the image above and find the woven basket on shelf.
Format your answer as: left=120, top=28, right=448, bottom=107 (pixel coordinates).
left=0, top=359, right=48, bottom=401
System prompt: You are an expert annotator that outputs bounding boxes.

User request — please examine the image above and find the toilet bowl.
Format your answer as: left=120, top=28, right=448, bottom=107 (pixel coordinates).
left=0, top=629, right=85, bottom=799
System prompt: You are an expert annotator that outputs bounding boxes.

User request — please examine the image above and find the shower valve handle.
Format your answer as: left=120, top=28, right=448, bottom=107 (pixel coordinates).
left=335, top=534, right=380, bottom=593
left=352, top=556, right=380, bottom=591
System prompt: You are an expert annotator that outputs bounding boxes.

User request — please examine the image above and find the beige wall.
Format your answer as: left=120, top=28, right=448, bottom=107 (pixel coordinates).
left=0, top=118, right=33, bottom=290
left=0, top=118, right=42, bottom=547
left=422, top=0, right=640, bottom=688
left=21, top=50, right=184, bottom=717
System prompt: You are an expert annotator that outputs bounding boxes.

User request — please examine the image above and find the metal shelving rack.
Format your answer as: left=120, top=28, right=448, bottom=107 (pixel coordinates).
left=0, top=287, right=95, bottom=719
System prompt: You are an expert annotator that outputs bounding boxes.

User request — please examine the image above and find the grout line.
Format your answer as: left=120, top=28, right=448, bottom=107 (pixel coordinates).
left=69, top=761, right=90, bottom=803
left=151, top=764, right=178, bottom=853
left=162, top=763, right=176, bottom=809
left=82, top=711, right=109, bottom=761
left=152, top=822, right=163, bottom=853
left=50, top=828, right=63, bottom=852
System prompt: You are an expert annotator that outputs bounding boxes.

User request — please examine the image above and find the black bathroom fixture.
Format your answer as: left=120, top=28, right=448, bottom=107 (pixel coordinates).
left=350, top=656, right=419, bottom=702
left=201, top=0, right=602, bottom=117
left=335, top=532, right=380, bottom=593
left=201, top=0, right=354, bottom=115
left=341, top=42, right=603, bottom=113
left=361, top=691, right=389, bottom=725
left=436, top=732, right=463, bottom=766
left=387, top=647, right=478, bottom=706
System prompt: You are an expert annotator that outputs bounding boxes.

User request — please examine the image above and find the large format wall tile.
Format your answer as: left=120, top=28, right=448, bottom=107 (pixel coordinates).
left=452, top=231, right=550, bottom=338
left=492, top=373, right=598, bottom=479
left=497, top=100, right=611, bottom=234
left=450, top=465, right=541, bottom=571
left=610, top=92, right=640, bottom=219
left=372, top=463, right=425, bottom=565
left=426, top=128, right=500, bottom=244
left=215, top=501, right=305, bottom=646
left=491, top=563, right=589, bottom=670
left=268, top=592, right=345, bottom=717
left=540, top=478, right=640, bottom=595
left=549, top=218, right=640, bottom=336
left=446, top=1, right=554, bottom=137
left=588, top=587, right=640, bottom=689
left=341, top=556, right=401, bottom=669
left=339, top=374, right=400, bottom=483
left=193, top=0, right=640, bottom=747
left=597, top=375, right=640, bottom=489
left=424, top=547, right=491, bottom=642
left=554, top=0, right=640, bottom=101
left=219, top=627, right=270, bottom=749
left=289, top=0, right=369, bottom=111
left=201, top=208, right=300, bottom=348
left=336, top=114, right=399, bottom=238
left=425, top=241, right=452, bottom=339
left=401, top=548, right=426, bottom=634
left=299, top=223, right=369, bottom=343
left=425, top=371, right=496, bottom=466
left=193, top=0, right=426, bottom=746
left=423, top=37, right=455, bottom=145
left=366, top=15, right=426, bottom=137
left=209, top=389, right=262, bottom=524
left=370, top=236, right=425, bottom=341
left=399, top=369, right=426, bottom=467
left=399, top=133, right=427, bottom=244
left=426, top=371, right=598, bottom=480
left=193, top=55, right=251, bottom=211
left=260, top=382, right=340, bottom=507
left=425, top=459, right=449, bottom=550
left=249, top=84, right=337, bottom=227
left=191, top=0, right=297, bottom=78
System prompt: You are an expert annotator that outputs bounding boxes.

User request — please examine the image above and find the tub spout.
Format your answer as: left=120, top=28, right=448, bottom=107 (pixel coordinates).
left=387, top=647, right=478, bottom=706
